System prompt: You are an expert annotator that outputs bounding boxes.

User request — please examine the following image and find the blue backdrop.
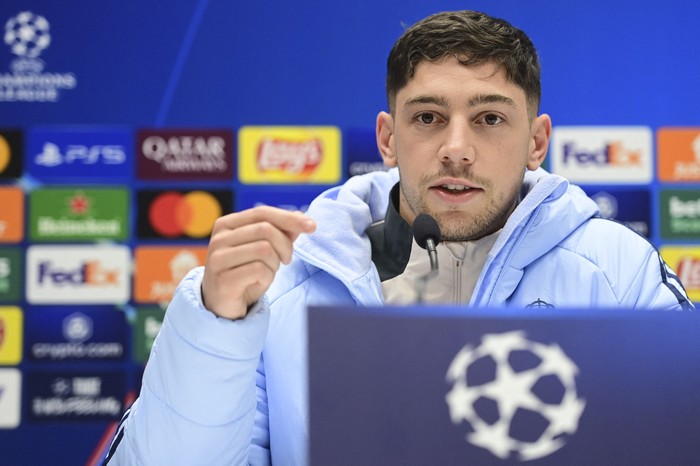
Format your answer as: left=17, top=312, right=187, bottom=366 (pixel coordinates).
left=1, top=1, right=699, bottom=464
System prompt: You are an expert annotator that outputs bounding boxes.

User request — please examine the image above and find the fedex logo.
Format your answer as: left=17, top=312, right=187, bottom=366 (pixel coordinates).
left=27, top=245, right=130, bottom=304
left=551, top=126, right=652, bottom=184
left=37, top=261, right=120, bottom=286
left=562, top=141, right=641, bottom=167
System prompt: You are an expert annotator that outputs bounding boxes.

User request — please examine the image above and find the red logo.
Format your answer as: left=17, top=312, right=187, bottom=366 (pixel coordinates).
left=69, top=192, right=91, bottom=215
left=256, top=138, right=322, bottom=174
left=137, top=189, right=232, bottom=240
left=136, top=128, right=234, bottom=181
left=676, top=257, right=700, bottom=288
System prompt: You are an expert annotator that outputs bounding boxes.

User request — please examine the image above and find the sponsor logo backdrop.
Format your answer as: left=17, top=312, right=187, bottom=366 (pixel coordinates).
left=1, top=1, right=700, bottom=464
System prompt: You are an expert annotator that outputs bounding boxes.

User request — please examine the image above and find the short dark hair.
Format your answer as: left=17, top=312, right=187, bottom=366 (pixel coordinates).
left=386, top=10, right=541, bottom=117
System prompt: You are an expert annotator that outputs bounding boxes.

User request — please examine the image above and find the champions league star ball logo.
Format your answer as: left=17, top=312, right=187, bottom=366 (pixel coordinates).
left=445, top=331, right=586, bottom=461
left=4, top=11, right=50, bottom=59
left=1, top=11, right=75, bottom=102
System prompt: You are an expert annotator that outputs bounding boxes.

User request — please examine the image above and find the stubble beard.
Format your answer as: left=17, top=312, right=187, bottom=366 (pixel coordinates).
left=400, top=168, right=521, bottom=242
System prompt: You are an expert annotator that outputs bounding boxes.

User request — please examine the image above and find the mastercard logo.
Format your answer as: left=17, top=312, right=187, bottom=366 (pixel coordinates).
left=0, top=135, right=10, bottom=174
left=148, top=191, right=222, bottom=238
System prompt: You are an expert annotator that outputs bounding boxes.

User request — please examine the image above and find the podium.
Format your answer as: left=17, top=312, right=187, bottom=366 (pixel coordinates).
left=308, top=306, right=700, bottom=465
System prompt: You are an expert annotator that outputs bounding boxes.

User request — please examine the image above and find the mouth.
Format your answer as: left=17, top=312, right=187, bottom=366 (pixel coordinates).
left=434, top=183, right=475, bottom=194
left=428, top=179, right=482, bottom=204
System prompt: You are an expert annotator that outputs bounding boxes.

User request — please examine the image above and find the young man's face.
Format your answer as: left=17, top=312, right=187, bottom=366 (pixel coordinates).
left=377, top=56, right=551, bottom=242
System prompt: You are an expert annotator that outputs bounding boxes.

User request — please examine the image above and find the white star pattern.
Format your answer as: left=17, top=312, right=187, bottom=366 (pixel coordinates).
left=445, top=331, right=586, bottom=461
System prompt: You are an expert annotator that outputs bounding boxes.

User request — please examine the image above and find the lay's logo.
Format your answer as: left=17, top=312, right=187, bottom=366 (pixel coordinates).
left=551, top=126, right=652, bottom=184
left=258, top=138, right=322, bottom=175
left=676, top=257, right=700, bottom=290
left=660, top=246, right=700, bottom=301
left=239, top=126, right=341, bottom=184
left=26, top=245, right=130, bottom=304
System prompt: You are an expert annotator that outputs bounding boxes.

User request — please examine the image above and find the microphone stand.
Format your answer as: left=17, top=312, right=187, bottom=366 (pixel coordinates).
left=416, top=237, right=439, bottom=304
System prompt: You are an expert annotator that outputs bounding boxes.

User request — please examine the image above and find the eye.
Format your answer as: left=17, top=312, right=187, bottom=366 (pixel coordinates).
left=481, top=113, right=504, bottom=126
left=417, top=112, right=437, bottom=124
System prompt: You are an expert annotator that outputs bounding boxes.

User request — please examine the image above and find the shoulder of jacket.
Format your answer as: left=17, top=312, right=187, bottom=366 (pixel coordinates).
left=556, top=216, right=655, bottom=267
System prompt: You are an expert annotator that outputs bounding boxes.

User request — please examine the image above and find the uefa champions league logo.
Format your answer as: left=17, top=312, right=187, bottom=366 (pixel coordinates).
left=1, top=11, right=76, bottom=101
left=445, top=331, right=586, bottom=461
left=4, top=11, right=51, bottom=59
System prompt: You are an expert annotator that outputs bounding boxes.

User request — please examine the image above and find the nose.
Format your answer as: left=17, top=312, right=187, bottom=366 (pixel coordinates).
left=439, top=119, right=475, bottom=165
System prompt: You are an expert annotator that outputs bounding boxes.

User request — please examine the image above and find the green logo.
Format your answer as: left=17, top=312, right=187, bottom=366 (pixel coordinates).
left=0, top=248, right=21, bottom=301
left=29, top=187, right=129, bottom=241
left=133, top=307, right=166, bottom=363
left=660, top=189, right=700, bottom=239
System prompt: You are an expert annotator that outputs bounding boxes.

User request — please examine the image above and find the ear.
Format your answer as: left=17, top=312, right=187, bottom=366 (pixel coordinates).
left=526, top=113, right=552, bottom=171
left=376, top=111, right=397, bottom=168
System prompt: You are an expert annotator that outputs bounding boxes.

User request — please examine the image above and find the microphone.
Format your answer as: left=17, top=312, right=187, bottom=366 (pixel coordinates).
left=413, top=213, right=441, bottom=303
left=413, top=213, right=441, bottom=271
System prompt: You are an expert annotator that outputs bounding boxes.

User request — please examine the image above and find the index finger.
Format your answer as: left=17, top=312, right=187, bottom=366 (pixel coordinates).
left=215, top=206, right=316, bottom=239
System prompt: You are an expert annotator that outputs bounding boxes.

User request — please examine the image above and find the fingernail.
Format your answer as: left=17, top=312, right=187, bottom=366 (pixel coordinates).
left=303, top=219, right=315, bottom=231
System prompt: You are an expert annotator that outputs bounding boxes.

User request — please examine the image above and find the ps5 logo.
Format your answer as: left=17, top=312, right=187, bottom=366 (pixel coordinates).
left=35, top=142, right=126, bottom=167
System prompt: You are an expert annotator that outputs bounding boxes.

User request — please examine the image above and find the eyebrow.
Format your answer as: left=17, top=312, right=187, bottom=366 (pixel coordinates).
left=468, top=93, right=518, bottom=110
left=403, top=95, right=450, bottom=108
left=403, top=93, right=518, bottom=111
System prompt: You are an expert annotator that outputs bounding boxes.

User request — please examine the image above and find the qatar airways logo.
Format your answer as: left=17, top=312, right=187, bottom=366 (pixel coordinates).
left=257, top=138, right=322, bottom=174
left=137, top=129, right=233, bottom=180
left=551, top=127, right=652, bottom=184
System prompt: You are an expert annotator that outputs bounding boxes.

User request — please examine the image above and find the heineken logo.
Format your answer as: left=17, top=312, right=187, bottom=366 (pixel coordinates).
left=29, top=187, right=128, bottom=241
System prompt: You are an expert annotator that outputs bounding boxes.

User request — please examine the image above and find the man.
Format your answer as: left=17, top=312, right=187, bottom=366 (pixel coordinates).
left=105, top=10, right=692, bottom=465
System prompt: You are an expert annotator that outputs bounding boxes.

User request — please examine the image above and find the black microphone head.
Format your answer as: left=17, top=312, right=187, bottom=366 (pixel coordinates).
left=413, top=213, right=441, bottom=249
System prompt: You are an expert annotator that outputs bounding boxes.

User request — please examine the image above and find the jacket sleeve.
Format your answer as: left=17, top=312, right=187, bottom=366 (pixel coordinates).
left=103, top=267, right=272, bottom=465
left=621, top=244, right=694, bottom=311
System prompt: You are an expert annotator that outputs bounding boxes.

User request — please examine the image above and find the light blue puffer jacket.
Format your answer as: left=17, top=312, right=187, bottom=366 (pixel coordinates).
left=107, top=168, right=691, bottom=465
